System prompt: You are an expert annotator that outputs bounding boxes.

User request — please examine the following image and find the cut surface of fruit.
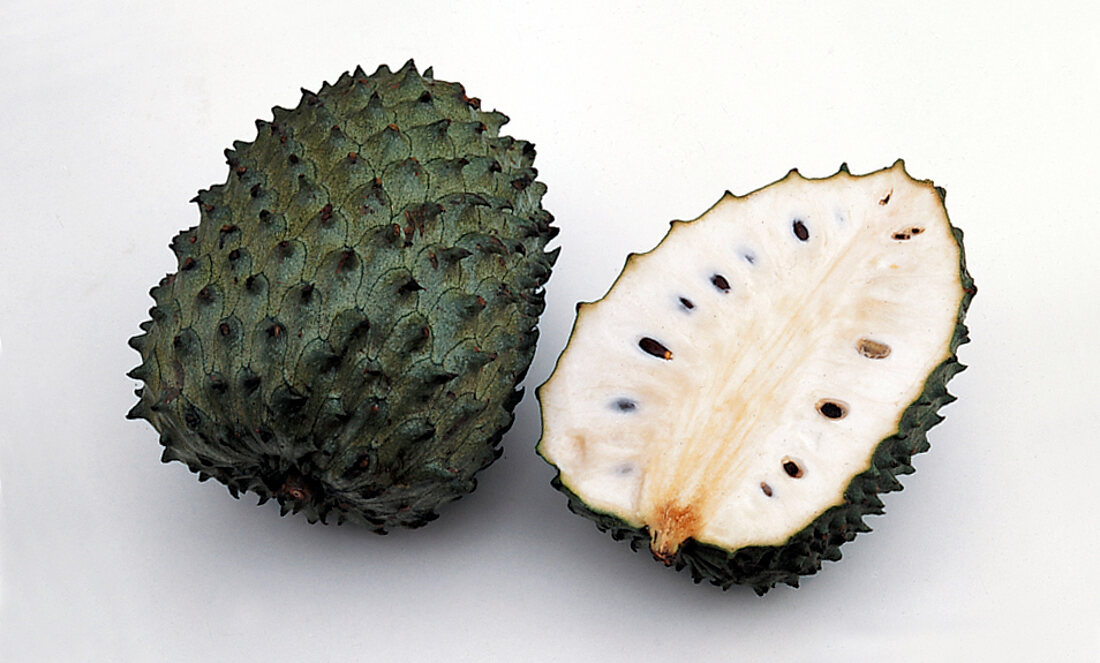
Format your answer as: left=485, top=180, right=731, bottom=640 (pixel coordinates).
left=537, top=161, right=972, bottom=592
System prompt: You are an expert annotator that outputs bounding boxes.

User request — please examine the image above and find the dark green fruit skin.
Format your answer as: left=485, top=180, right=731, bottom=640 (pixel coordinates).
left=539, top=187, right=973, bottom=595
left=128, top=61, right=557, bottom=532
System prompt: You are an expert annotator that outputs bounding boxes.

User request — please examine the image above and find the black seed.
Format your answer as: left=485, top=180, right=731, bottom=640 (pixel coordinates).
left=418, top=91, right=432, bottom=103
left=679, top=297, right=695, bottom=310
left=613, top=398, right=637, bottom=412
left=783, top=459, right=803, bottom=478
left=711, top=274, right=731, bottom=292
left=761, top=482, right=773, bottom=497
left=818, top=401, right=846, bottom=419
left=639, top=337, right=672, bottom=360
left=228, top=249, right=241, bottom=262
left=792, top=219, right=809, bottom=241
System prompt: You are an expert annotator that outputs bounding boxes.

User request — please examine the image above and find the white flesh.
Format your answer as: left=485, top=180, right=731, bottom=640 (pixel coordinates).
left=538, top=162, right=964, bottom=556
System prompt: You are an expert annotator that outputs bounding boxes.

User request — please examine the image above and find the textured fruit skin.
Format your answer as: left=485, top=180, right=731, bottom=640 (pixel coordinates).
left=539, top=172, right=973, bottom=594
left=128, top=61, right=557, bottom=532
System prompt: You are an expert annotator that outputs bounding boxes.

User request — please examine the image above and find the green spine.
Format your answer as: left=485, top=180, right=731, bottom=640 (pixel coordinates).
left=540, top=189, right=973, bottom=595
left=128, top=61, right=557, bottom=531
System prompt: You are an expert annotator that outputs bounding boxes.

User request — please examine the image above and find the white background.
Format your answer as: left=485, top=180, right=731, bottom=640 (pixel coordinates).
left=2, top=1, right=1097, bottom=661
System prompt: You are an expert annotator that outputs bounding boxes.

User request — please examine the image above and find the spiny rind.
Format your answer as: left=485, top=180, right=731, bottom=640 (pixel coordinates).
left=128, top=63, right=557, bottom=531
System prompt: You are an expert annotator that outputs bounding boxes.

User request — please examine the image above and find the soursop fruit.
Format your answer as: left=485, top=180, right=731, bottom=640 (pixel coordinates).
left=537, top=161, right=973, bottom=593
left=127, top=61, right=558, bottom=531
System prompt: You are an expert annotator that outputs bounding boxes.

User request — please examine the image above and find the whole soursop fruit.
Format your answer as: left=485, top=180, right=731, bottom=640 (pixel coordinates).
left=128, top=61, right=558, bottom=531
left=537, top=161, right=973, bottom=593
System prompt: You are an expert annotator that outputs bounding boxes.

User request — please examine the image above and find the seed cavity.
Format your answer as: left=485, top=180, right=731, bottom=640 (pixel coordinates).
left=879, top=189, right=893, bottom=205
left=892, top=227, right=923, bottom=241
left=760, top=482, right=773, bottom=497
left=638, top=337, right=673, bottom=360
left=782, top=457, right=804, bottom=478
left=711, top=274, right=731, bottom=293
left=679, top=297, right=695, bottom=311
left=742, top=252, right=756, bottom=265
left=816, top=399, right=848, bottom=419
left=615, top=463, right=635, bottom=476
left=792, top=219, right=809, bottom=241
left=857, top=338, right=891, bottom=359
left=612, top=398, right=637, bottom=412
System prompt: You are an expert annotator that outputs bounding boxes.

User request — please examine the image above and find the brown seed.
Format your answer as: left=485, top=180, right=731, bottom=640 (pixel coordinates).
left=792, top=219, right=809, bottom=241
left=638, top=337, right=673, bottom=360
left=857, top=338, right=891, bottom=359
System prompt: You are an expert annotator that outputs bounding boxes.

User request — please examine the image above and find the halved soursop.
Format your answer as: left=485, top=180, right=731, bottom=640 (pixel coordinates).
left=127, top=61, right=558, bottom=532
left=537, top=161, right=973, bottom=594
